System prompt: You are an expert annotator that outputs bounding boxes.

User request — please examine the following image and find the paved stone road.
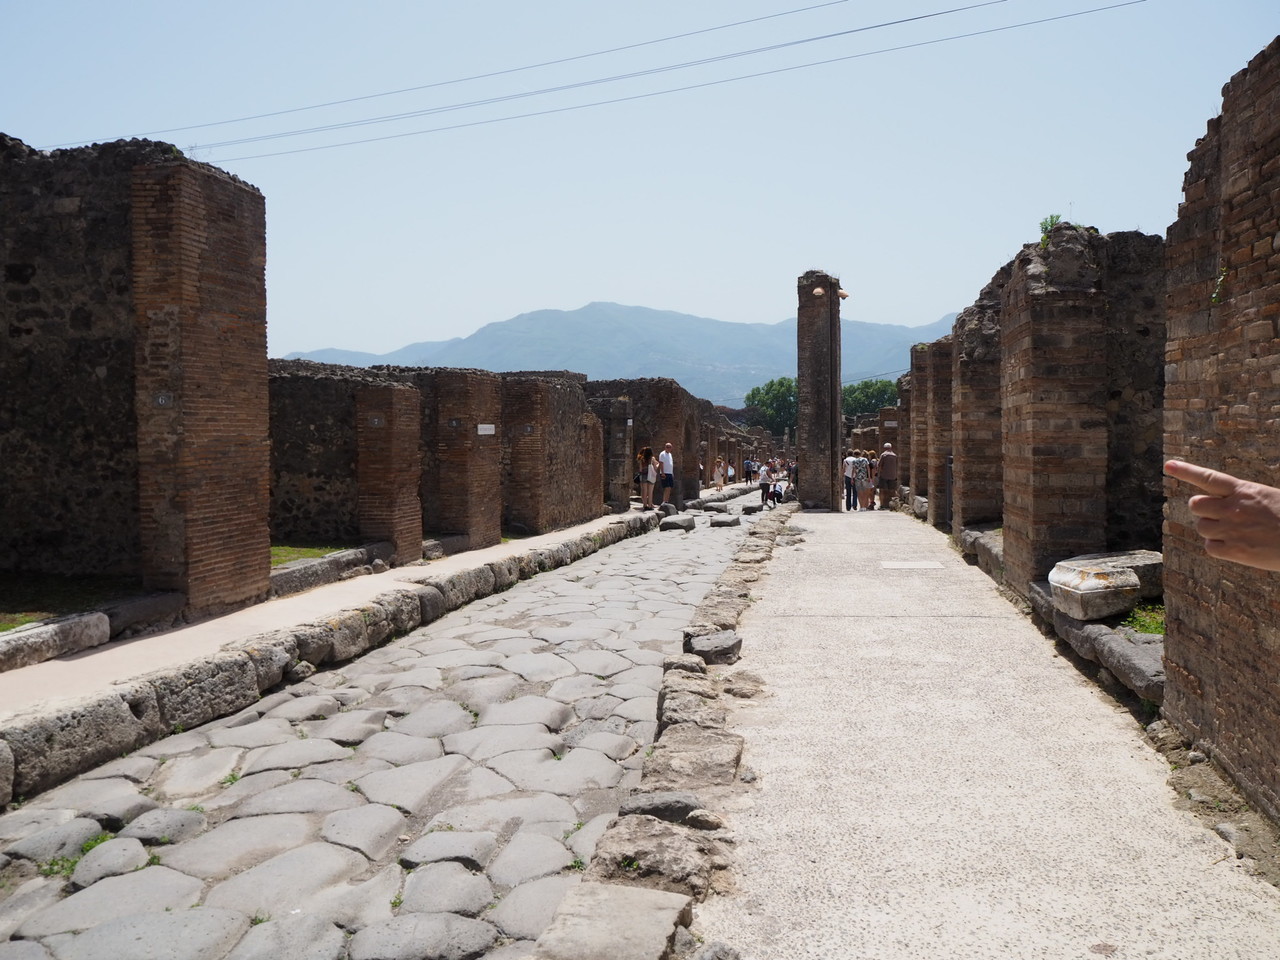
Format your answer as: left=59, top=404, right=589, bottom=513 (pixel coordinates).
left=0, top=503, right=755, bottom=960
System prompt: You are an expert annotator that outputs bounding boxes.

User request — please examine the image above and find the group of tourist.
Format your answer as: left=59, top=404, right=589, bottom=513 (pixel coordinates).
left=634, top=442, right=676, bottom=511
left=842, top=442, right=898, bottom=512
left=636, top=446, right=798, bottom=509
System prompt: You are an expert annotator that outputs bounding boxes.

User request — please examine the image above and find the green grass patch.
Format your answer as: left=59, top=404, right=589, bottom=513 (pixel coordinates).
left=270, top=544, right=347, bottom=566
left=1122, top=601, right=1165, bottom=635
left=0, top=573, right=140, bottom=634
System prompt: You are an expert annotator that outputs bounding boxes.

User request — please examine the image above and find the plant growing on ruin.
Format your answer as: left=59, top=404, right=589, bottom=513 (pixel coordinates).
left=1121, top=602, right=1165, bottom=635
left=1211, top=263, right=1228, bottom=304
left=1039, top=214, right=1063, bottom=245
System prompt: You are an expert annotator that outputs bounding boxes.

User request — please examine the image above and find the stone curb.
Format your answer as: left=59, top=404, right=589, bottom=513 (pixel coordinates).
left=0, top=511, right=662, bottom=806
left=552, top=502, right=796, bottom=959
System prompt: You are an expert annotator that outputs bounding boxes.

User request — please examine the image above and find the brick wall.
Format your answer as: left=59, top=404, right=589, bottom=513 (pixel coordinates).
left=394, top=368, right=503, bottom=550
left=588, top=395, right=634, bottom=511
left=796, top=271, right=842, bottom=510
left=1000, top=224, right=1164, bottom=597
left=586, top=378, right=700, bottom=509
left=502, top=375, right=604, bottom=533
left=925, top=337, right=954, bottom=529
left=895, top=373, right=912, bottom=494
left=1163, top=36, right=1280, bottom=822
left=355, top=385, right=423, bottom=564
left=950, top=265, right=1010, bottom=532
left=130, top=158, right=270, bottom=614
left=908, top=346, right=930, bottom=497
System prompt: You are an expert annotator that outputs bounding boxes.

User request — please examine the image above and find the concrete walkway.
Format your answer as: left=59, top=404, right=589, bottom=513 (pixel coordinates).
left=693, top=508, right=1280, bottom=959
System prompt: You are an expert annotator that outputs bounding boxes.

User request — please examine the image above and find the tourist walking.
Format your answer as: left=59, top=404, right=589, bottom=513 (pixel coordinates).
left=758, top=459, right=774, bottom=507
left=877, top=442, right=899, bottom=510
left=636, top=446, right=658, bottom=510
left=659, top=442, right=676, bottom=506
left=852, top=449, right=872, bottom=510
left=842, top=449, right=856, bottom=511
left=713, top=457, right=726, bottom=491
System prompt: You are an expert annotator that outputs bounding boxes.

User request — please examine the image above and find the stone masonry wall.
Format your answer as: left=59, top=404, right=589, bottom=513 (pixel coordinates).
left=950, top=265, right=1010, bottom=532
left=355, top=384, right=423, bottom=565
left=895, top=373, right=912, bottom=494
left=1, top=136, right=154, bottom=576
left=586, top=378, right=700, bottom=509
left=588, top=395, right=634, bottom=512
left=795, top=270, right=842, bottom=510
left=1163, top=36, right=1280, bottom=823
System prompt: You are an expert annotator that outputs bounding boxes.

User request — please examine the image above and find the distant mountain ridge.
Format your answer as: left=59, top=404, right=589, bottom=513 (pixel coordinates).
left=282, top=302, right=957, bottom=407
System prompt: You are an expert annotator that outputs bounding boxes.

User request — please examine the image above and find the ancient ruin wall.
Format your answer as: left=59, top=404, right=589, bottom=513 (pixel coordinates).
left=796, top=270, right=842, bottom=510
left=586, top=378, right=701, bottom=508
left=391, top=368, right=503, bottom=550
left=895, top=373, right=912, bottom=494
left=2, top=136, right=151, bottom=575
left=1163, top=36, right=1280, bottom=823
left=588, top=395, right=634, bottom=511
left=950, top=265, right=1010, bottom=533
left=502, top=375, right=605, bottom=534
left=924, top=337, right=954, bottom=529
left=1000, top=224, right=1165, bottom=597
left=355, top=384, right=423, bottom=565
left=908, top=345, right=930, bottom=498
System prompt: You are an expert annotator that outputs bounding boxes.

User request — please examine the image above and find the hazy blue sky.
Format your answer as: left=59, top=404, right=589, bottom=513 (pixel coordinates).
left=4, top=1, right=1276, bottom=357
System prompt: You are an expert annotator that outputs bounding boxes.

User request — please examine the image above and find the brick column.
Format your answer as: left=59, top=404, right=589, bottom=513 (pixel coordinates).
left=356, top=385, right=423, bottom=564
left=950, top=267, right=1010, bottom=532
left=925, top=339, right=955, bottom=529
left=131, top=161, right=270, bottom=615
left=894, top=374, right=911, bottom=497
left=796, top=270, right=842, bottom=509
left=908, top=345, right=930, bottom=498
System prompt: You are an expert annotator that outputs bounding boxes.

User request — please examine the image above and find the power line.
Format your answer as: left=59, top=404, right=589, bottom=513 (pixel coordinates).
left=212, top=1, right=1145, bottom=163
left=192, top=0, right=1011, bottom=152
left=47, top=0, right=858, bottom=146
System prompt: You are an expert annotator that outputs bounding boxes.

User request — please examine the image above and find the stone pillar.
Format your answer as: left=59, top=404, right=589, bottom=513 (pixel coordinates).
left=355, top=384, right=423, bottom=564
left=589, top=396, right=633, bottom=512
left=1163, top=36, right=1280, bottom=824
left=796, top=270, right=842, bottom=509
left=950, top=267, right=1010, bottom=533
left=895, top=374, right=912, bottom=497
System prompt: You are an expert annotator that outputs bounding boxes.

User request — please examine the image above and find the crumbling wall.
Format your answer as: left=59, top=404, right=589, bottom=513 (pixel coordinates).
left=589, top=395, right=634, bottom=511
left=586, top=378, right=701, bottom=508
left=1000, top=224, right=1164, bottom=598
left=950, top=265, right=1010, bottom=532
left=925, top=337, right=955, bottom=529
left=2, top=135, right=270, bottom=616
left=1163, top=36, right=1280, bottom=823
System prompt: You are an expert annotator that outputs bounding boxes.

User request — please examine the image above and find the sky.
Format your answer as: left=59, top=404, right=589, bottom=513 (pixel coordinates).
left=3, top=1, right=1277, bottom=358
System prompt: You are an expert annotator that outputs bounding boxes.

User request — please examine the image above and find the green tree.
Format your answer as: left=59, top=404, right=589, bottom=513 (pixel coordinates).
left=842, top=379, right=898, bottom=419
left=743, top=377, right=797, bottom=436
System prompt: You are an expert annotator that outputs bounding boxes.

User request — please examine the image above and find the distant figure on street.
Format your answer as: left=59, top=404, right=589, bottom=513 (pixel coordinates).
left=659, top=442, right=676, bottom=506
left=852, top=449, right=872, bottom=510
left=877, top=442, right=899, bottom=510
left=1165, top=459, right=1280, bottom=571
left=713, top=457, right=726, bottom=491
left=758, top=459, right=774, bottom=507
left=636, top=446, right=658, bottom=510
left=842, top=449, right=856, bottom=511
left=744, top=458, right=755, bottom=484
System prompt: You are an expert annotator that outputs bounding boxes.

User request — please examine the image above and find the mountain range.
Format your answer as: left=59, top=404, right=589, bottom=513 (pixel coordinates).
left=283, top=302, right=957, bottom=407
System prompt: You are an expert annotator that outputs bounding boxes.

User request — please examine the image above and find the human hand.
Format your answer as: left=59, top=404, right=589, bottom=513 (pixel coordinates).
left=1164, top=460, right=1280, bottom=571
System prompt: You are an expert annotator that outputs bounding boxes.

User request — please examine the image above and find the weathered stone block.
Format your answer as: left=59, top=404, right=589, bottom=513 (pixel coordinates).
left=582, top=815, right=727, bottom=900
left=1049, top=550, right=1162, bottom=620
left=0, top=613, right=110, bottom=673
left=531, top=881, right=692, bottom=960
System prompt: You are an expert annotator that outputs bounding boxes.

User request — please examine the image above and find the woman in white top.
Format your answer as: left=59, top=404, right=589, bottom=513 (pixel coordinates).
left=757, top=461, right=774, bottom=506
left=637, top=446, right=659, bottom=510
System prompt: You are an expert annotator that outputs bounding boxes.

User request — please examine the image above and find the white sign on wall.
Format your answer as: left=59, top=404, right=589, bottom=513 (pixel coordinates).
left=477, top=424, right=496, bottom=436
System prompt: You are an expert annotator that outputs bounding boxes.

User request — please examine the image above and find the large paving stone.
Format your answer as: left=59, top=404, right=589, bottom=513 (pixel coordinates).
left=241, top=738, right=351, bottom=776
left=444, top=674, right=522, bottom=707
left=348, top=913, right=498, bottom=960
left=399, top=830, right=498, bottom=871
left=48, top=907, right=249, bottom=960
left=477, top=697, right=574, bottom=731
left=204, top=842, right=369, bottom=917
left=490, top=875, right=580, bottom=942
left=488, top=832, right=575, bottom=887
left=0, top=808, right=75, bottom=845
left=263, top=694, right=342, bottom=722
left=0, top=940, right=53, bottom=960
left=358, top=731, right=445, bottom=765
left=442, top=725, right=564, bottom=763
left=152, top=747, right=243, bottom=800
left=158, top=814, right=316, bottom=879
left=321, top=803, right=405, bottom=860
left=559, top=650, right=634, bottom=677
left=529, top=881, right=692, bottom=960
left=2, top=817, right=103, bottom=863
left=301, top=709, right=390, bottom=745
left=381, top=667, right=446, bottom=691
left=502, top=653, right=576, bottom=683
left=224, top=912, right=348, bottom=960
left=545, top=675, right=609, bottom=703
left=232, top=778, right=367, bottom=817
left=427, top=793, right=578, bottom=835
left=0, top=877, right=64, bottom=941
left=301, top=755, right=394, bottom=785
left=401, top=860, right=494, bottom=916
left=16, top=866, right=203, bottom=938
left=69, top=836, right=149, bottom=889
left=118, top=807, right=207, bottom=845
left=486, top=749, right=622, bottom=795
left=392, top=701, right=475, bottom=739
left=207, top=717, right=296, bottom=749
left=310, top=861, right=402, bottom=930
left=356, top=755, right=470, bottom=814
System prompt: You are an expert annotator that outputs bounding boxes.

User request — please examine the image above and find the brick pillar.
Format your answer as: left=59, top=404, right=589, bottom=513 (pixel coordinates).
left=925, top=339, right=955, bottom=529
left=1163, top=36, right=1280, bottom=823
left=950, top=267, right=1010, bottom=532
left=1000, top=233, right=1108, bottom=597
left=356, top=385, right=422, bottom=564
left=131, top=161, right=270, bottom=615
left=895, top=374, right=911, bottom=497
left=908, top=345, right=930, bottom=498
left=796, top=271, right=842, bottom=509
left=589, top=396, right=633, bottom=512
left=416, top=369, right=503, bottom=550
